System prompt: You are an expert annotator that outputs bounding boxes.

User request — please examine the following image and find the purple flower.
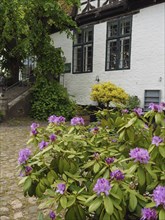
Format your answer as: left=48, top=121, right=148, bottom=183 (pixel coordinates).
left=39, top=141, right=49, bottom=150
left=25, top=166, right=32, bottom=175
left=134, top=108, right=144, bottom=116
left=71, top=117, right=84, bottom=126
left=18, top=148, right=31, bottom=164
left=49, top=210, right=56, bottom=220
left=122, top=109, right=129, bottom=114
left=56, top=183, right=66, bottom=194
left=160, top=102, right=165, bottom=110
left=129, top=147, right=150, bottom=164
left=48, top=115, right=65, bottom=124
left=49, top=134, right=57, bottom=142
left=141, top=208, right=157, bottom=220
left=93, top=178, right=111, bottom=196
left=110, top=170, right=124, bottom=180
left=153, top=185, right=165, bottom=208
left=111, top=139, right=117, bottom=143
left=105, top=157, right=114, bottom=165
left=152, top=136, right=163, bottom=146
left=30, top=123, right=39, bottom=135
left=94, top=152, right=100, bottom=160
left=90, top=127, right=99, bottom=133
left=148, top=103, right=163, bottom=112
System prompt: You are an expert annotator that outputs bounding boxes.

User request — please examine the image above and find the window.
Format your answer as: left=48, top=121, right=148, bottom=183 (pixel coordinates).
left=106, top=16, right=132, bottom=70
left=73, top=27, right=93, bottom=73
left=144, top=90, right=160, bottom=111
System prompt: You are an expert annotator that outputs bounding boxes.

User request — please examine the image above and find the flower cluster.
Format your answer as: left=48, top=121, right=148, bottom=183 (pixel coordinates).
left=152, top=136, right=163, bottom=146
left=56, top=183, right=66, bottom=194
left=129, top=147, right=150, bottom=164
left=71, top=117, right=84, bottom=126
left=18, top=148, right=31, bottom=164
left=141, top=208, right=157, bottom=220
left=148, top=103, right=163, bottom=112
left=105, top=157, right=114, bottom=165
left=110, top=170, right=124, bottom=180
left=134, top=108, right=143, bottom=117
left=90, top=127, right=99, bottom=134
left=30, top=122, right=39, bottom=135
left=49, top=210, right=56, bottom=220
left=48, top=115, right=65, bottom=124
left=153, top=185, right=165, bottom=208
left=25, top=166, right=32, bottom=175
left=39, top=140, right=49, bottom=150
left=122, top=109, right=129, bottom=114
left=49, top=134, right=57, bottom=142
left=93, top=178, right=111, bottom=196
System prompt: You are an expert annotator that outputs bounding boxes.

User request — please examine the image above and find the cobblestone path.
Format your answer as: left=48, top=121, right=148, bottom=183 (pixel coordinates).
left=0, top=120, right=43, bottom=220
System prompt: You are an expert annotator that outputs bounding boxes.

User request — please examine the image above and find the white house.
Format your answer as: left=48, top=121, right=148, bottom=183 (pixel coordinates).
left=51, top=0, right=165, bottom=109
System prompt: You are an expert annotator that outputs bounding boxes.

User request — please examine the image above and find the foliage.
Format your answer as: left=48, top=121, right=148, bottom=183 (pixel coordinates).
left=90, top=82, right=129, bottom=108
left=126, top=95, right=141, bottom=110
left=18, top=104, right=165, bottom=220
left=30, top=79, right=76, bottom=120
left=0, top=0, right=79, bottom=81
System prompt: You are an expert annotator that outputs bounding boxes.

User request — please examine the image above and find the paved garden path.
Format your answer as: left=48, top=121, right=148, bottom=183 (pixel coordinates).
left=0, top=119, right=46, bottom=220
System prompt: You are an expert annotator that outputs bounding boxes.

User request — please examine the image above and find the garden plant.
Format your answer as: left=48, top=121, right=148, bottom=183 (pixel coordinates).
left=18, top=102, right=165, bottom=220
left=90, top=81, right=129, bottom=108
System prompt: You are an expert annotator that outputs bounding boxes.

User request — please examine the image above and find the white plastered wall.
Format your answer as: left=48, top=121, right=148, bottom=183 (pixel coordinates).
left=51, top=3, right=165, bottom=106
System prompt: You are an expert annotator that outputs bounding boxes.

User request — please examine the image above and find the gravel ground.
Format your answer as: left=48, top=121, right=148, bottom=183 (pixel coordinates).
left=0, top=118, right=47, bottom=220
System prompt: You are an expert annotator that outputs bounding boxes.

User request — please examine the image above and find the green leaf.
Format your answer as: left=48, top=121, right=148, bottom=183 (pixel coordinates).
left=103, top=212, right=110, bottom=220
left=137, top=166, right=146, bottom=186
left=65, top=206, right=77, bottom=220
left=93, top=163, right=100, bottom=173
left=60, top=195, right=67, bottom=209
left=159, top=209, right=165, bottom=220
left=127, top=164, right=138, bottom=174
left=145, top=202, right=156, bottom=208
left=128, top=193, right=137, bottom=212
left=23, top=177, right=32, bottom=192
left=159, top=145, right=165, bottom=158
left=37, top=212, right=44, bottom=220
left=155, top=113, right=162, bottom=125
left=67, top=196, right=76, bottom=207
left=86, top=194, right=97, bottom=204
left=47, top=171, right=55, bottom=184
left=82, top=160, right=95, bottom=169
left=104, top=196, right=114, bottom=215
left=89, top=197, right=102, bottom=213
left=18, top=176, right=28, bottom=185
left=36, top=184, right=43, bottom=198
left=77, top=205, right=86, bottom=220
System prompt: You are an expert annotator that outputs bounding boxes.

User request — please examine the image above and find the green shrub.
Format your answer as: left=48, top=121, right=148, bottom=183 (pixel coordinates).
left=30, top=79, right=76, bottom=120
left=18, top=104, right=165, bottom=220
left=126, top=95, right=141, bottom=110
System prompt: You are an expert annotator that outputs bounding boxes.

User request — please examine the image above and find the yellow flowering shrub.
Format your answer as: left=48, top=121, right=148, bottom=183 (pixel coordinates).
left=91, top=81, right=128, bottom=107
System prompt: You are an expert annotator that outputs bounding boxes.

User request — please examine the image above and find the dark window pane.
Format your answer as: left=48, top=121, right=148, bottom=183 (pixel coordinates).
left=108, top=22, right=118, bottom=38
left=83, top=44, right=92, bottom=72
left=74, top=32, right=82, bottom=44
left=107, top=40, right=117, bottom=70
left=84, top=28, right=93, bottom=43
left=120, top=19, right=131, bottom=35
left=119, top=37, right=130, bottom=69
left=73, top=46, right=82, bottom=72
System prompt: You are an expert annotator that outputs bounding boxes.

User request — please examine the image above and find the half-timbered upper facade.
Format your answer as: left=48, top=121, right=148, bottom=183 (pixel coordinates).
left=51, top=0, right=165, bottom=108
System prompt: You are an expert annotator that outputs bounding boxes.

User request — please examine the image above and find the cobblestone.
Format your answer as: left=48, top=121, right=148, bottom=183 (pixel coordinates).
left=0, top=119, right=47, bottom=220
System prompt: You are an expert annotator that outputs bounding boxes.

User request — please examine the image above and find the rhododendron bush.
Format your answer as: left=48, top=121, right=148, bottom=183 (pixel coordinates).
left=18, top=103, right=165, bottom=220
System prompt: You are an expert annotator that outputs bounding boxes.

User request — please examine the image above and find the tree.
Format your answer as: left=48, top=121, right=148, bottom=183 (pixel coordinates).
left=0, top=0, right=79, bottom=83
